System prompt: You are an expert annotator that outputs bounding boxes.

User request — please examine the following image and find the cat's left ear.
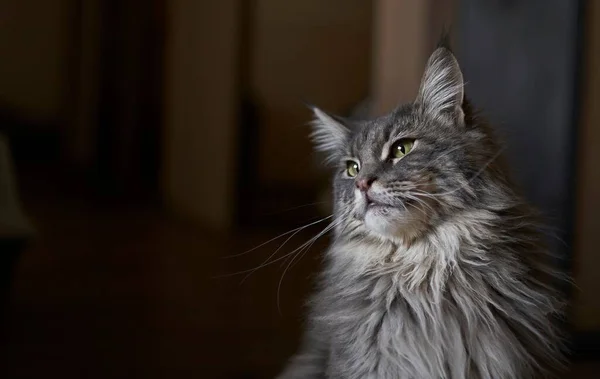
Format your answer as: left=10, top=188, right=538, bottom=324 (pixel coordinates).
left=416, top=47, right=465, bottom=125
left=309, top=107, right=350, bottom=164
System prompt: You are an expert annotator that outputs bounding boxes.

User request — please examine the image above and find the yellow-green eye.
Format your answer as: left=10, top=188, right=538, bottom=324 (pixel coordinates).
left=391, top=138, right=415, bottom=159
left=346, top=161, right=360, bottom=177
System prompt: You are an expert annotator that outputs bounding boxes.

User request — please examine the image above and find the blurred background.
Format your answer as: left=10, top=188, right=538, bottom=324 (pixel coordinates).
left=0, top=0, right=598, bottom=377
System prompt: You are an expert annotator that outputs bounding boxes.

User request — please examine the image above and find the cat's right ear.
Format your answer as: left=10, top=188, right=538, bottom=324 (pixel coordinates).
left=416, top=46, right=465, bottom=125
left=309, top=107, right=350, bottom=164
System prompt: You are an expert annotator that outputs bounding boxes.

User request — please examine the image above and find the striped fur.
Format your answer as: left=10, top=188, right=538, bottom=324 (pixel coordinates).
left=278, top=46, right=566, bottom=379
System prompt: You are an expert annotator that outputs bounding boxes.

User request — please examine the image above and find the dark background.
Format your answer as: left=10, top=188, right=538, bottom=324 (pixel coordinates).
left=0, top=0, right=598, bottom=378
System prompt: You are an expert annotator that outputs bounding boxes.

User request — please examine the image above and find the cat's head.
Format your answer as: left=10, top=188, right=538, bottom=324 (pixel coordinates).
left=311, top=45, right=506, bottom=244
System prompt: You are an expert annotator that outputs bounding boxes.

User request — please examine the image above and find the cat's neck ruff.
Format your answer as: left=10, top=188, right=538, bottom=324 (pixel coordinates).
left=330, top=209, right=498, bottom=292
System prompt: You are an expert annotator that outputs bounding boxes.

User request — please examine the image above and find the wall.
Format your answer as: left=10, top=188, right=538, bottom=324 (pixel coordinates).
left=163, top=1, right=240, bottom=229
left=0, top=0, right=69, bottom=122
left=371, top=0, right=429, bottom=115
left=370, top=0, right=457, bottom=116
left=252, top=0, right=372, bottom=189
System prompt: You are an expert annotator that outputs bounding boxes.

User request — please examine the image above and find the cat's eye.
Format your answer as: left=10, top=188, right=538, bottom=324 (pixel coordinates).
left=390, top=138, right=415, bottom=159
left=346, top=161, right=360, bottom=177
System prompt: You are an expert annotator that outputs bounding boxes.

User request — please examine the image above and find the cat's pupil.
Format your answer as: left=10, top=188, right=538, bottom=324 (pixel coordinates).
left=397, top=145, right=405, bottom=154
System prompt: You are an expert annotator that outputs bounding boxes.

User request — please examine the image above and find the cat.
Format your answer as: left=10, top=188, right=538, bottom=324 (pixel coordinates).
left=276, top=40, right=566, bottom=379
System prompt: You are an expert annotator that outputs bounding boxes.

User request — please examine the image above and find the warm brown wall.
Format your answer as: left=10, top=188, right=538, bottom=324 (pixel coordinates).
left=252, top=0, right=372, bottom=189
left=163, top=0, right=240, bottom=229
left=371, top=0, right=457, bottom=116
left=0, top=0, right=69, bottom=122
left=371, top=0, right=429, bottom=115
left=573, top=0, right=600, bottom=331
left=160, top=0, right=457, bottom=227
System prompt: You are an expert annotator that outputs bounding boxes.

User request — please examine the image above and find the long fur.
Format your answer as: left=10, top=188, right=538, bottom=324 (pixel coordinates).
left=278, top=45, right=566, bottom=379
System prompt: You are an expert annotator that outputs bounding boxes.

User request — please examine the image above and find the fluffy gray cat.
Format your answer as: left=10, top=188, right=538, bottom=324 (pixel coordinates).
left=276, top=42, right=566, bottom=379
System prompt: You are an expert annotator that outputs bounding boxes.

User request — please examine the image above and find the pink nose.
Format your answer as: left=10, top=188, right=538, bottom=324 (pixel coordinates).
left=356, top=177, right=375, bottom=192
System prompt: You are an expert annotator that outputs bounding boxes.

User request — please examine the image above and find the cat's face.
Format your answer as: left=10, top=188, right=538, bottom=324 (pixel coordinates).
left=312, top=47, right=501, bottom=243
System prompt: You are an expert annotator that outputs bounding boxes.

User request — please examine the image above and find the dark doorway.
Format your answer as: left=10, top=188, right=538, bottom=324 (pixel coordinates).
left=456, top=0, right=586, bottom=352
left=95, top=0, right=166, bottom=198
left=457, top=0, right=583, bottom=274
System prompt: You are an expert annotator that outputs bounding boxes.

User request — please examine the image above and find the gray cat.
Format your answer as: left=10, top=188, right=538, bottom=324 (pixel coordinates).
left=276, top=42, right=566, bottom=379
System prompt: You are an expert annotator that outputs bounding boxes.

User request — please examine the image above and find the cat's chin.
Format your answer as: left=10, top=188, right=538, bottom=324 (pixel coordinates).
left=364, top=205, right=424, bottom=242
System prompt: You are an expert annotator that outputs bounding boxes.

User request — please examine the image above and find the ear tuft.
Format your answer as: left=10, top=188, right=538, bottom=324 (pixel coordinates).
left=309, top=107, right=350, bottom=164
left=416, top=47, right=465, bottom=123
left=436, top=27, right=453, bottom=51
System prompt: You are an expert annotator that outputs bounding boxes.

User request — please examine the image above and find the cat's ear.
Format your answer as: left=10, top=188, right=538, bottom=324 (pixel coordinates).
left=416, top=47, right=465, bottom=124
left=309, top=107, right=350, bottom=163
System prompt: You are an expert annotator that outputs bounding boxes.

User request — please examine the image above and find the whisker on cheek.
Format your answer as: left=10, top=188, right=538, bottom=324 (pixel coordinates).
left=402, top=193, right=437, bottom=215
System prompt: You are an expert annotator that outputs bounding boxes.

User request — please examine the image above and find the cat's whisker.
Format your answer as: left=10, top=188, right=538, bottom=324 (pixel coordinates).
left=276, top=219, right=341, bottom=314
left=400, top=199, right=430, bottom=219
left=405, top=188, right=570, bottom=249
left=402, top=193, right=436, bottom=215
left=264, top=201, right=329, bottom=216
left=397, top=201, right=409, bottom=213
left=412, top=147, right=507, bottom=200
left=221, top=215, right=332, bottom=259
left=405, top=190, right=448, bottom=210
left=409, top=194, right=436, bottom=212
left=240, top=219, right=331, bottom=284
left=212, top=249, right=306, bottom=279
left=437, top=147, right=506, bottom=196
left=212, top=216, right=333, bottom=279
left=277, top=221, right=335, bottom=276
left=289, top=217, right=344, bottom=271
left=426, top=142, right=471, bottom=167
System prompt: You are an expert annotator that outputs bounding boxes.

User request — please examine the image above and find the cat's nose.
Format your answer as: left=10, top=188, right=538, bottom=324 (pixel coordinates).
left=356, top=177, right=376, bottom=192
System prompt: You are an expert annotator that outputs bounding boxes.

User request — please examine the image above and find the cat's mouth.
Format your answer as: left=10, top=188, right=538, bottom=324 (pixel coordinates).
left=354, top=195, right=396, bottom=222
left=365, top=194, right=397, bottom=210
left=367, top=199, right=392, bottom=209
left=360, top=192, right=432, bottom=242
